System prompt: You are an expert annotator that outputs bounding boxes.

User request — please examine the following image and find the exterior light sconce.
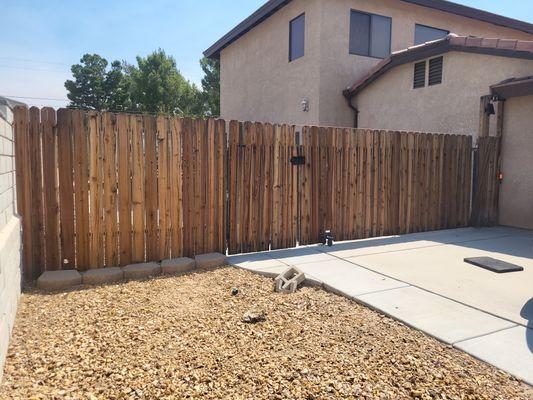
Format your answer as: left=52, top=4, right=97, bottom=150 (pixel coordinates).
left=325, top=230, right=334, bottom=247
left=301, top=98, right=310, bottom=112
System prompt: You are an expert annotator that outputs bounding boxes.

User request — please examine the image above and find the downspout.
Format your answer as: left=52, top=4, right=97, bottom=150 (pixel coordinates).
left=343, top=90, right=358, bottom=128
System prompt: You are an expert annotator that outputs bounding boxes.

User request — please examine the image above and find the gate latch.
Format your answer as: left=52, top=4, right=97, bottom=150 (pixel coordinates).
left=290, top=156, right=306, bottom=165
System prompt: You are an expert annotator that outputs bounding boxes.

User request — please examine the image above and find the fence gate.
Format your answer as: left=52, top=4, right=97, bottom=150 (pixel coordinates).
left=227, top=123, right=473, bottom=254
left=470, top=136, right=501, bottom=227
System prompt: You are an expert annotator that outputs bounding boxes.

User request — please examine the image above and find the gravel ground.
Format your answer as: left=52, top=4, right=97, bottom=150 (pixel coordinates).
left=1, top=267, right=531, bottom=400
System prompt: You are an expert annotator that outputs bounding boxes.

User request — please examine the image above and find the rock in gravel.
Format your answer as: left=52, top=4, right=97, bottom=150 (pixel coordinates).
left=243, top=308, right=266, bottom=323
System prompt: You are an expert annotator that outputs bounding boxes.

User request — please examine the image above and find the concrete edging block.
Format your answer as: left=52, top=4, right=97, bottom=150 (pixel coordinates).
left=82, top=267, right=124, bottom=285
left=161, top=257, right=196, bottom=274
left=37, top=270, right=82, bottom=291
left=122, top=262, right=161, bottom=280
left=195, top=253, right=226, bottom=269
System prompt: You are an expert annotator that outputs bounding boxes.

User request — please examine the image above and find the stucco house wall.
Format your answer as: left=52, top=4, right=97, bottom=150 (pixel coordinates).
left=355, top=52, right=533, bottom=138
left=219, top=0, right=533, bottom=126
left=318, top=0, right=533, bottom=127
left=498, top=95, right=533, bottom=230
left=0, top=101, right=22, bottom=383
left=220, top=0, right=321, bottom=125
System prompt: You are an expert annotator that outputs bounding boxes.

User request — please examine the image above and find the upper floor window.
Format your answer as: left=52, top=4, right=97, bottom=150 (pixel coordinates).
left=349, top=10, right=391, bottom=59
left=414, top=24, right=449, bottom=45
left=289, top=13, right=305, bottom=62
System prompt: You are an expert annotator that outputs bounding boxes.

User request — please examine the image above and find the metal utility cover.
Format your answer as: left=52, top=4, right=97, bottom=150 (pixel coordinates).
left=464, top=257, right=524, bottom=273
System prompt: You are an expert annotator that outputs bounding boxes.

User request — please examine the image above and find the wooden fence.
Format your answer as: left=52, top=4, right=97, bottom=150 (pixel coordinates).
left=470, top=136, right=501, bottom=227
left=14, top=107, right=475, bottom=280
left=15, top=107, right=226, bottom=279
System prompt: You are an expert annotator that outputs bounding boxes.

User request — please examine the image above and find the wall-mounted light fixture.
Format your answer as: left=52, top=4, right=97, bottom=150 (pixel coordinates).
left=301, top=98, right=310, bottom=112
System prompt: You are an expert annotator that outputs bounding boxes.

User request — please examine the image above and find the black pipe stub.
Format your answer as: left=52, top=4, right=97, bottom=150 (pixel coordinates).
left=325, top=230, right=334, bottom=247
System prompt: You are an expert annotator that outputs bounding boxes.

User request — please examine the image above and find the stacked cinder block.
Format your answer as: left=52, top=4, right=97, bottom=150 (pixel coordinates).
left=0, top=100, right=22, bottom=382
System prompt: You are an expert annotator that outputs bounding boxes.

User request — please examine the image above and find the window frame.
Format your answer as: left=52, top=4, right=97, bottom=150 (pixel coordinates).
left=414, top=23, right=449, bottom=46
left=289, top=13, right=306, bottom=62
left=349, top=9, right=392, bottom=59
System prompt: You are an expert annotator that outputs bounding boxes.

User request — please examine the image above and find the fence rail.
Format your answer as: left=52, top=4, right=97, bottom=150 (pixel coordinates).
left=14, top=107, right=476, bottom=280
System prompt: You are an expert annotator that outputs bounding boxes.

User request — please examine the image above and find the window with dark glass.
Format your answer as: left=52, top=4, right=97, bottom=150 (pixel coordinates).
left=289, top=14, right=305, bottom=62
left=414, top=24, right=449, bottom=45
left=413, top=61, right=426, bottom=89
left=428, top=56, right=443, bottom=86
left=349, top=10, right=391, bottom=59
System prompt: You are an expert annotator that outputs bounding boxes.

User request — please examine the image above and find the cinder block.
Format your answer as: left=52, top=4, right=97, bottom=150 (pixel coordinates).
left=274, top=267, right=305, bottom=294
left=122, top=262, right=161, bottom=280
left=195, top=252, right=226, bottom=269
left=161, top=257, right=195, bottom=274
left=82, top=267, right=124, bottom=285
left=37, top=270, right=82, bottom=291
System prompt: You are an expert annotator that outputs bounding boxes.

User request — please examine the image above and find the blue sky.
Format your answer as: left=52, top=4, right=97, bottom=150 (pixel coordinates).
left=0, top=0, right=531, bottom=108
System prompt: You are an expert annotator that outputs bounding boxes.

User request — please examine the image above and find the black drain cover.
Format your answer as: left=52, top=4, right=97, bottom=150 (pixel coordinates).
left=464, top=257, right=524, bottom=273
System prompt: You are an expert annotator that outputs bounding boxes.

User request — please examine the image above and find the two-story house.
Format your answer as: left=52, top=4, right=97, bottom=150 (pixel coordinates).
left=204, top=0, right=533, bottom=128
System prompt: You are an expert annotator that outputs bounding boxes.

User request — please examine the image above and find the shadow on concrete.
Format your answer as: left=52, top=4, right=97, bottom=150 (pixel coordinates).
left=520, top=298, right=533, bottom=353
left=321, top=227, right=533, bottom=260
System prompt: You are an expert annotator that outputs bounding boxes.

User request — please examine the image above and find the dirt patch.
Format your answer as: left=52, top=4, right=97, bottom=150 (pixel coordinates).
left=1, top=267, right=531, bottom=399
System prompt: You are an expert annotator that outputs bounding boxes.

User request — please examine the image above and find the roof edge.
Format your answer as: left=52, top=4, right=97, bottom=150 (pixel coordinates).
left=345, top=35, right=533, bottom=97
left=204, top=0, right=291, bottom=59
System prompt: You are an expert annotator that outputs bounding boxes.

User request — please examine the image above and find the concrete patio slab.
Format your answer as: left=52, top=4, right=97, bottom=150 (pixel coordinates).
left=358, top=286, right=516, bottom=344
left=297, top=259, right=408, bottom=297
left=228, top=252, right=287, bottom=270
left=455, top=326, right=533, bottom=386
left=316, top=227, right=521, bottom=259
left=229, top=227, right=532, bottom=384
left=266, top=247, right=337, bottom=266
left=352, top=234, right=533, bottom=326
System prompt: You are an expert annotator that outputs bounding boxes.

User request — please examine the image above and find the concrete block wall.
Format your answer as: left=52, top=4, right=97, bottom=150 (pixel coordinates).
left=0, top=103, right=22, bottom=382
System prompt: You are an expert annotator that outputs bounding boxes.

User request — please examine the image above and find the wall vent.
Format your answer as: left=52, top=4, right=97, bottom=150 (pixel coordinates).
left=429, top=56, right=443, bottom=86
left=413, top=61, right=426, bottom=89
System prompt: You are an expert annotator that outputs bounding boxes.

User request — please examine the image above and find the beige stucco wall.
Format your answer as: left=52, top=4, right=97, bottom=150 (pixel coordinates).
left=318, top=0, right=533, bottom=127
left=220, top=0, right=322, bottom=125
left=355, top=52, right=533, bottom=138
left=499, top=95, right=533, bottom=230
left=220, top=0, right=533, bottom=126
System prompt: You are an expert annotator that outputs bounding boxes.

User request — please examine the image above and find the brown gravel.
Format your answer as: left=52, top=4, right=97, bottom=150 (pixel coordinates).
left=1, top=267, right=531, bottom=400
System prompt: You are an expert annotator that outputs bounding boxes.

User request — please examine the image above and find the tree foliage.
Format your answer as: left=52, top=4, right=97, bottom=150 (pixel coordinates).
left=65, top=50, right=220, bottom=117
left=200, top=57, right=220, bottom=117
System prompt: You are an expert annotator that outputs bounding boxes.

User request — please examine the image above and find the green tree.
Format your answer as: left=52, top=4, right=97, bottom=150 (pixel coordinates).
left=65, top=54, right=109, bottom=110
left=128, top=49, right=203, bottom=116
left=65, top=54, right=131, bottom=111
left=104, top=61, right=131, bottom=112
left=200, top=57, right=220, bottom=117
